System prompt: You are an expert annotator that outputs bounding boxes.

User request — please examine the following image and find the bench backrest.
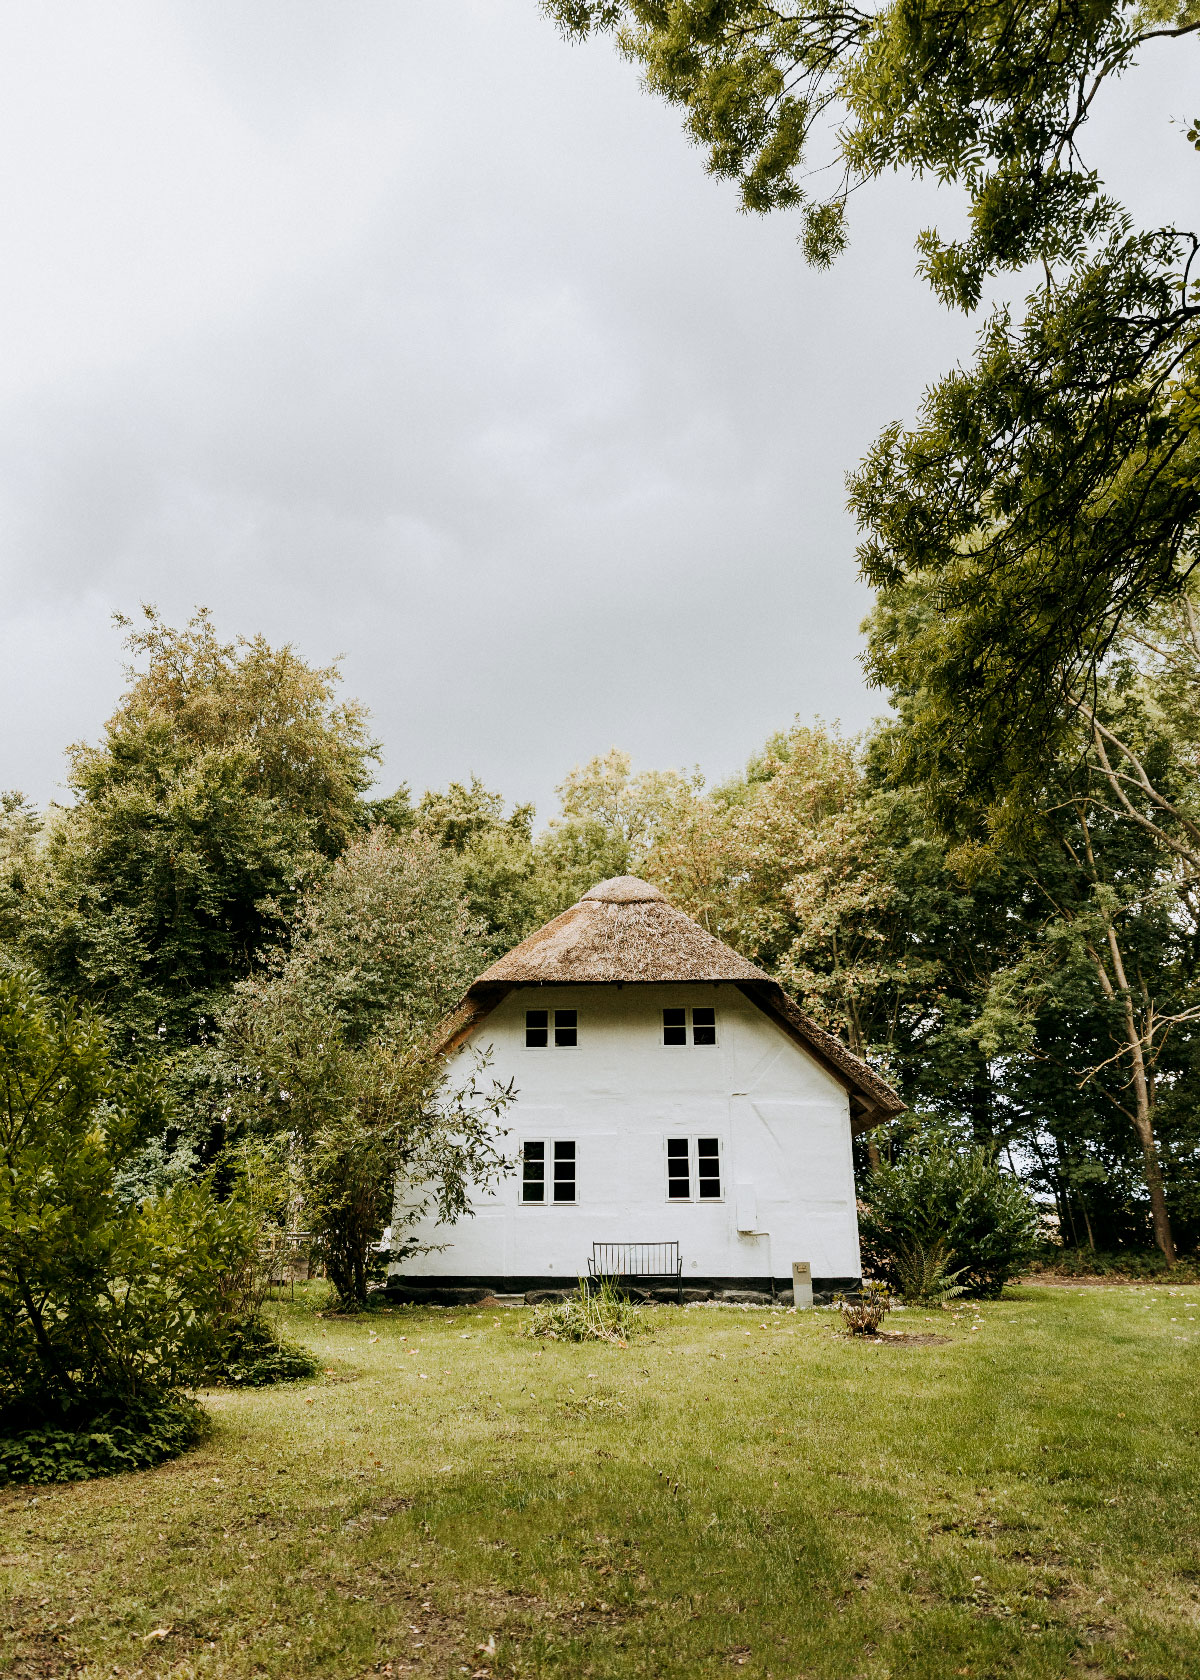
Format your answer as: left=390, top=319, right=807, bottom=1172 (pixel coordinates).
left=590, top=1241, right=681, bottom=1277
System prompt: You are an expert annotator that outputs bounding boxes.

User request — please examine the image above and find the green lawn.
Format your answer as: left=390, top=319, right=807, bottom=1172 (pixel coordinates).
left=3, top=1285, right=1199, bottom=1680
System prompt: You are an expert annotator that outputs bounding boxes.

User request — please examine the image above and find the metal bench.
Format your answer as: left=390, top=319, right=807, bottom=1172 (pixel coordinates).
left=587, top=1241, right=683, bottom=1304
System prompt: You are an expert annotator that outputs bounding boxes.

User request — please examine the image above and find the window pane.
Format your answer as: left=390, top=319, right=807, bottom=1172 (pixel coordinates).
left=692, top=1020, right=716, bottom=1045
left=522, top=1142, right=545, bottom=1203
left=526, top=1010, right=548, bottom=1048
left=663, top=1008, right=686, bottom=1026
left=666, top=1137, right=689, bottom=1159
left=697, top=1138, right=719, bottom=1196
left=668, top=1178, right=691, bottom=1199
left=552, top=1138, right=576, bottom=1201
left=554, top=1024, right=577, bottom=1047
left=692, top=1008, right=715, bottom=1026
left=555, top=1010, right=577, bottom=1029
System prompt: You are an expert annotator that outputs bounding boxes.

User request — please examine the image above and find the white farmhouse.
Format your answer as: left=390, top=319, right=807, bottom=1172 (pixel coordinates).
left=391, top=875, right=904, bottom=1300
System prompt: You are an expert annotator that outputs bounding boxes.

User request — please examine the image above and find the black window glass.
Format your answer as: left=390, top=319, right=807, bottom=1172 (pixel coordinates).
left=526, top=1009, right=548, bottom=1048
left=522, top=1140, right=545, bottom=1202
left=697, top=1137, right=722, bottom=1198
left=692, top=1007, right=717, bottom=1045
left=663, top=1007, right=687, bottom=1046
left=552, top=1138, right=576, bottom=1202
left=554, top=1008, right=578, bottom=1048
left=666, top=1136, right=690, bottom=1198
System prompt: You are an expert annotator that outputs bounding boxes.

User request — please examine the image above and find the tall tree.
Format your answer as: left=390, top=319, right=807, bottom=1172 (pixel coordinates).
left=221, top=830, right=510, bottom=1307
left=545, top=1, right=1200, bottom=805
left=20, top=609, right=379, bottom=1052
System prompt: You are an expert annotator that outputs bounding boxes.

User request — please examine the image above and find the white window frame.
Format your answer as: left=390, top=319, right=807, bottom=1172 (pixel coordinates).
left=661, top=1006, right=718, bottom=1047
left=664, top=1134, right=724, bottom=1203
left=524, top=1008, right=579, bottom=1049
left=519, top=1138, right=577, bottom=1205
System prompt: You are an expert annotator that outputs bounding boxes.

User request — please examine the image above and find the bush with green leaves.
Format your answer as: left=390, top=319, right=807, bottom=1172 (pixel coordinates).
left=205, top=1315, right=318, bottom=1388
left=0, top=1395, right=208, bottom=1487
left=859, top=1140, right=1039, bottom=1300
left=220, top=830, right=515, bottom=1309
left=0, top=974, right=266, bottom=1477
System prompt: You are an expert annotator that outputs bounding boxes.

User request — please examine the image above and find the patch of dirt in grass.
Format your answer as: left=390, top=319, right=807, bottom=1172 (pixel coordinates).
left=341, top=1496, right=413, bottom=1532
left=349, top=1578, right=646, bottom=1678
left=1023, top=1273, right=1147, bottom=1288
left=2, top=1598, right=76, bottom=1680
left=843, top=1331, right=953, bottom=1346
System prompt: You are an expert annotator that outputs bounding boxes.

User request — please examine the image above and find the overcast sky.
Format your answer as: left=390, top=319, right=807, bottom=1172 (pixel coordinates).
left=1, top=2, right=1194, bottom=819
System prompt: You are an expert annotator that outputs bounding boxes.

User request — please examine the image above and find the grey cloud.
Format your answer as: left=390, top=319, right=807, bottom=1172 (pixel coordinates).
left=0, top=1, right=1192, bottom=814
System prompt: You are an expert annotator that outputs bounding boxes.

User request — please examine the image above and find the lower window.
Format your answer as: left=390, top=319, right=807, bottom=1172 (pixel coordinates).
left=666, top=1136, right=722, bottom=1201
left=521, top=1139, right=576, bottom=1204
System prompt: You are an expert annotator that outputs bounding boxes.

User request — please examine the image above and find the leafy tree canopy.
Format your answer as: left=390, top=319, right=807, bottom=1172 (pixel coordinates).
left=0, top=973, right=255, bottom=1433
left=220, top=829, right=512, bottom=1307
left=19, top=608, right=381, bottom=1051
left=546, top=0, right=1200, bottom=811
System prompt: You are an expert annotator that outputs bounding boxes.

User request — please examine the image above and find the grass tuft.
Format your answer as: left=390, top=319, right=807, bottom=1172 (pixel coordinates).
left=524, top=1278, right=648, bottom=1343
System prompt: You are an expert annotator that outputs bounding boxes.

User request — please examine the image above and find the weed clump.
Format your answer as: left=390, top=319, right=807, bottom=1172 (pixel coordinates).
left=836, top=1280, right=892, bottom=1335
left=525, top=1280, right=647, bottom=1344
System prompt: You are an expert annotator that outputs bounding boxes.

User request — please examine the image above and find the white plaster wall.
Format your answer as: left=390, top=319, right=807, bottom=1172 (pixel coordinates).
left=394, top=983, right=862, bottom=1282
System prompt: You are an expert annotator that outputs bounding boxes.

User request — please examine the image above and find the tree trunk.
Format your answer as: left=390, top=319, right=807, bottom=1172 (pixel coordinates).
left=1080, top=1194, right=1096, bottom=1251
left=1130, top=1100, right=1176, bottom=1263
left=969, top=1067, right=993, bottom=1147
left=1076, top=818, right=1176, bottom=1264
left=1090, top=927, right=1176, bottom=1263
left=845, top=1014, right=881, bottom=1172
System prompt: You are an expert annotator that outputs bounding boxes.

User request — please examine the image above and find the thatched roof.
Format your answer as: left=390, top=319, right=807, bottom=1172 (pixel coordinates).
left=431, top=876, right=904, bottom=1132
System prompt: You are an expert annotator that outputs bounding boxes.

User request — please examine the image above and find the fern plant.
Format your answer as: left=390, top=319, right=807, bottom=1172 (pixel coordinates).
left=893, top=1239, right=967, bottom=1306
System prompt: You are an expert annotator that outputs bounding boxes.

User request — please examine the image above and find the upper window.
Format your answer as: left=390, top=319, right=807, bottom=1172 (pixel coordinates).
left=666, top=1136, right=723, bottom=1201
left=526, top=1008, right=578, bottom=1048
left=521, top=1139, right=576, bottom=1204
left=662, top=1006, right=717, bottom=1046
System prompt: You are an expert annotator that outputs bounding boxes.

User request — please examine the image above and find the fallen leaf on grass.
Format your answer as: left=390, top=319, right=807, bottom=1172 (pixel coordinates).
left=142, top=1625, right=173, bottom=1641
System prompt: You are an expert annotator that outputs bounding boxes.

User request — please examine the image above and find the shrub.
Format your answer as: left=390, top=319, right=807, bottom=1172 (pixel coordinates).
left=0, top=1395, right=208, bottom=1487
left=206, top=1315, right=318, bottom=1387
left=859, top=1141, right=1039, bottom=1298
left=525, top=1280, right=647, bottom=1343
left=0, top=974, right=261, bottom=1475
left=1027, top=1245, right=1200, bottom=1282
